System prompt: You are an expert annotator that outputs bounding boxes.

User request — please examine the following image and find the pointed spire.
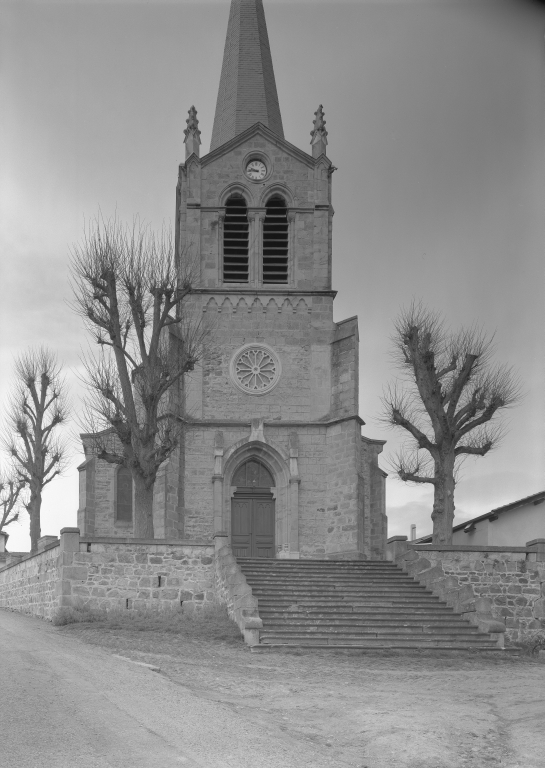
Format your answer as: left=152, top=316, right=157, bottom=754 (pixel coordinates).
left=184, top=106, right=201, bottom=159
left=210, top=0, right=284, bottom=152
left=310, top=105, right=328, bottom=158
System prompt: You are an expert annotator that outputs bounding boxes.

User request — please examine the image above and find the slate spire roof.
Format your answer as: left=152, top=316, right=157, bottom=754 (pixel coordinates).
left=210, top=0, right=284, bottom=152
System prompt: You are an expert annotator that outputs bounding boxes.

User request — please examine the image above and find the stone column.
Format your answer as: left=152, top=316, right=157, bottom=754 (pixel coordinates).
left=288, top=478, right=300, bottom=557
left=287, top=210, right=296, bottom=283
left=213, top=431, right=225, bottom=535
left=248, top=210, right=265, bottom=287
left=281, top=432, right=300, bottom=559
left=217, top=212, right=225, bottom=283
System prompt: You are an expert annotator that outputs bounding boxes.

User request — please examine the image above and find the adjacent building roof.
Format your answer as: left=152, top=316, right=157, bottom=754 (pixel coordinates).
left=415, top=490, right=545, bottom=543
left=210, top=0, right=284, bottom=151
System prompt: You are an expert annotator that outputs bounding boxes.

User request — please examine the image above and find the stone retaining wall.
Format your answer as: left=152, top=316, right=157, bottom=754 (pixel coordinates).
left=0, top=528, right=217, bottom=620
left=387, top=537, right=545, bottom=644
left=71, top=536, right=216, bottom=613
left=0, top=542, right=61, bottom=620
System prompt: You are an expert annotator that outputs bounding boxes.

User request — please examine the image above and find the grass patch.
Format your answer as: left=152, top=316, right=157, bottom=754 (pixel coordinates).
left=54, top=602, right=242, bottom=645
left=510, top=631, right=545, bottom=657
left=52, top=601, right=107, bottom=626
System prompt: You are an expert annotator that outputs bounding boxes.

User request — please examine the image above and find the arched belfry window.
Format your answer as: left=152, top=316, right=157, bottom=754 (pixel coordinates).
left=116, top=466, right=133, bottom=522
left=223, top=194, right=249, bottom=283
left=263, top=195, right=288, bottom=284
left=233, top=459, right=275, bottom=489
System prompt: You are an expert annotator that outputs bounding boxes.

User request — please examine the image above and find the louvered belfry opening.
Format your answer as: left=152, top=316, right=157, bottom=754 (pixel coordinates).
left=263, top=195, right=289, bottom=284
left=223, top=194, right=249, bottom=283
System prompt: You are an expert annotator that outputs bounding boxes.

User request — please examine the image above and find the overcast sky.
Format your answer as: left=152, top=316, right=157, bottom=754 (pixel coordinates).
left=1, top=0, right=544, bottom=551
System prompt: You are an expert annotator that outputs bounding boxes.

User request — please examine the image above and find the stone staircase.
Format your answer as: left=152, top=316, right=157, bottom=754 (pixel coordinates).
left=238, top=558, right=501, bottom=651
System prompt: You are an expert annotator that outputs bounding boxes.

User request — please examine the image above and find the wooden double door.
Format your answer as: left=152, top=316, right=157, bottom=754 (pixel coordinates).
left=231, top=490, right=275, bottom=559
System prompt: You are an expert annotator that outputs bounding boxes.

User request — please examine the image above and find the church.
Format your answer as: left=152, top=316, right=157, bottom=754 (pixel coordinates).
left=78, top=0, right=387, bottom=561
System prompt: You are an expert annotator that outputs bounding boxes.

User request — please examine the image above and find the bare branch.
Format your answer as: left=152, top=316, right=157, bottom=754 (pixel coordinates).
left=0, top=469, right=26, bottom=532
left=2, top=347, right=70, bottom=550
left=381, top=301, right=521, bottom=544
left=70, top=215, right=209, bottom=538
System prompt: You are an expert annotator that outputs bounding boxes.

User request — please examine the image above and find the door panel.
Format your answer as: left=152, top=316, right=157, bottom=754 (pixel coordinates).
left=231, top=498, right=252, bottom=558
left=231, top=495, right=275, bottom=558
left=253, top=500, right=275, bottom=558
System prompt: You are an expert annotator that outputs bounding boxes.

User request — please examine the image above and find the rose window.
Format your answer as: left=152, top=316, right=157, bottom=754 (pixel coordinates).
left=230, top=344, right=281, bottom=395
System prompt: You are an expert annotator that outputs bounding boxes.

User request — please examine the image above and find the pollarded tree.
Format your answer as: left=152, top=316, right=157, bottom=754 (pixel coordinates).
left=0, top=469, right=26, bottom=535
left=3, top=348, right=69, bottom=551
left=381, top=303, right=520, bottom=545
left=70, top=216, right=207, bottom=539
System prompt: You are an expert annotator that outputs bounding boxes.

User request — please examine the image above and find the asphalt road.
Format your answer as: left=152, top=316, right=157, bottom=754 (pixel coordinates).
left=0, top=610, right=338, bottom=768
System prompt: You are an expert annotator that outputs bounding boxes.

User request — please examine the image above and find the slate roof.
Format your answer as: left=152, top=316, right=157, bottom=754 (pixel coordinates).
left=210, top=0, right=284, bottom=151
left=415, top=490, right=545, bottom=543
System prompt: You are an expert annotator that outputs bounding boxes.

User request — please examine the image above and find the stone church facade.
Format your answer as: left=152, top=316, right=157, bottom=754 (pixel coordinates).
left=78, top=0, right=387, bottom=560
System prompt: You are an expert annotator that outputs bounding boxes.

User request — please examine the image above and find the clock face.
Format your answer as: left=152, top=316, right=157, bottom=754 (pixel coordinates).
left=246, top=160, right=267, bottom=180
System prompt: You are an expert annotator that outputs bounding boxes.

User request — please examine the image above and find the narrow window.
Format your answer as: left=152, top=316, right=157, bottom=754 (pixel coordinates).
left=116, top=466, right=133, bottom=522
left=223, top=194, right=249, bottom=283
left=263, top=196, right=288, bottom=284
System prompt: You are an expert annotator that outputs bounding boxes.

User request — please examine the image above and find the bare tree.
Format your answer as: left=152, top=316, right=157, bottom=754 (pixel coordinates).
left=70, top=216, right=206, bottom=539
left=0, top=470, right=26, bottom=535
left=3, top=348, right=69, bottom=551
left=381, top=303, right=520, bottom=545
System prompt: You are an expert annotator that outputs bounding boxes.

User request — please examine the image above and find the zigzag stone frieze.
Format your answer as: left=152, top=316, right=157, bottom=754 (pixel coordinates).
left=202, top=296, right=311, bottom=314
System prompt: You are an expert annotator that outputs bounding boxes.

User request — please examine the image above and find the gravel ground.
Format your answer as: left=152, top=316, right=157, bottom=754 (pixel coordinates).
left=60, top=622, right=545, bottom=768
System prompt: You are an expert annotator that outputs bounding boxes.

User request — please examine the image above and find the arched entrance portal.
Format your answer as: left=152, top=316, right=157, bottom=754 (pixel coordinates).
left=231, top=459, right=275, bottom=558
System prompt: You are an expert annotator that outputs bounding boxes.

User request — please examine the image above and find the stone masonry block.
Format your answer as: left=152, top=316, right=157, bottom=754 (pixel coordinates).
left=63, top=566, right=88, bottom=581
left=407, top=558, right=432, bottom=576
left=474, top=597, right=494, bottom=613
left=244, top=618, right=263, bottom=630
left=55, top=580, right=73, bottom=597
left=419, top=565, right=445, bottom=587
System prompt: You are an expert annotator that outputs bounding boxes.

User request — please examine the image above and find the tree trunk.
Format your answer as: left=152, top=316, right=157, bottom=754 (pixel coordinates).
left=28, top=488, right=42, bottom=553
left=431, top=452, right=456, bottom=545
left=133, top=472, right=155, bottom=539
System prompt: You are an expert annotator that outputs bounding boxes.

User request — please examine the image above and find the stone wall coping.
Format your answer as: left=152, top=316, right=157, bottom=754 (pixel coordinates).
left=0, top=542, right=60, bottom=572
left=387, top=536, right=408, bottom=543
left=79, top=537, right=214, bottom=547
left=409, top=544, right=532, bottom=553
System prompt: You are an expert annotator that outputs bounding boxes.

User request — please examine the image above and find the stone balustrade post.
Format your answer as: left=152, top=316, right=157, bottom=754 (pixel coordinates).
left=59, top=527, right=80, bottom=553
left=386, top=536, right=408, bottom=563
left=214, top=532, right=229, bottom=553
left=526, top=539, right=545, bottom=561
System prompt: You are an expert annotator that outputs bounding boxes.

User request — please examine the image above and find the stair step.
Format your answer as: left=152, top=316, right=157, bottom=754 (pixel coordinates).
left=259, top=608, right=456, bottom=616
left=251, top=644, right=504, bottom=653
left=262, top=625, right=480, bottom=635
left=256, top=590, right=440, bottom=597
left=236, top=557, right=500, bottom=652
left=257, top=596, right=444, bottom=604
left=260, top=635, right=497, bottom=647
left=244, top=573, right=416, bottom=589
left=262, top=619, right=479, bottom=629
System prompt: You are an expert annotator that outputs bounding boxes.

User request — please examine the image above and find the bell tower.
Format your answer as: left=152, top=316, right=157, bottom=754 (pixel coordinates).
left=172, top=0, right=386, bottom=560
